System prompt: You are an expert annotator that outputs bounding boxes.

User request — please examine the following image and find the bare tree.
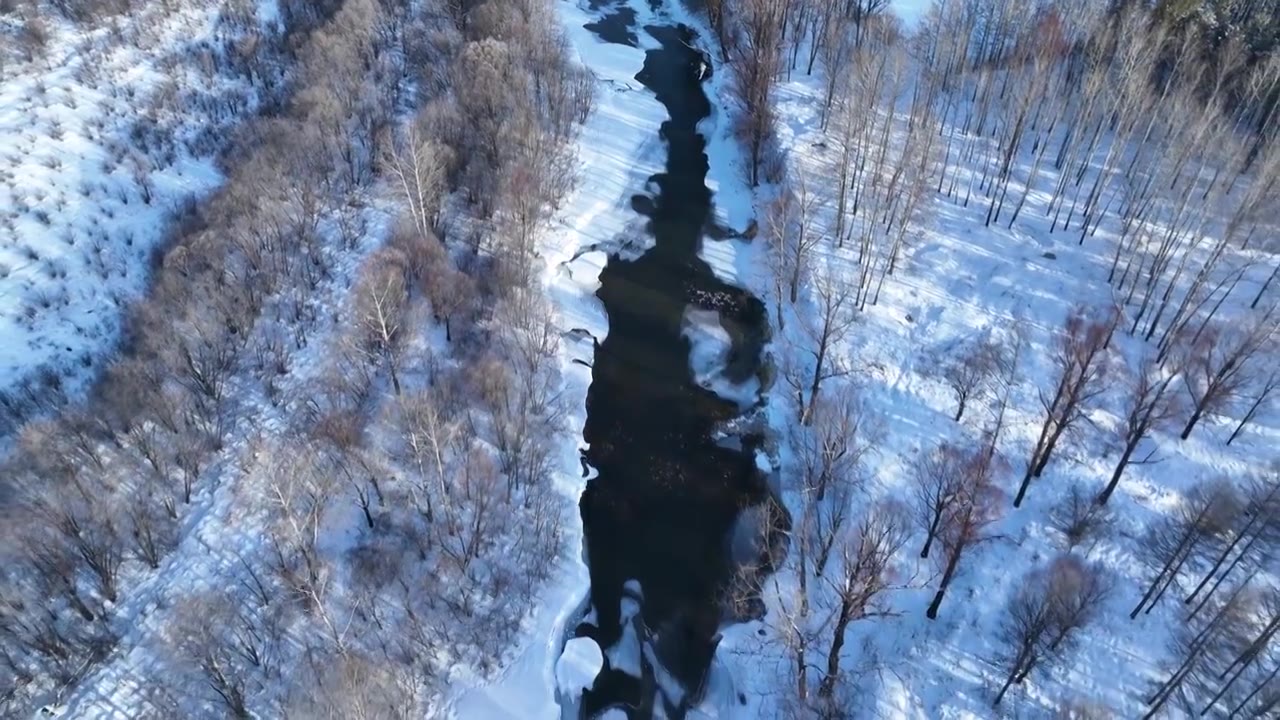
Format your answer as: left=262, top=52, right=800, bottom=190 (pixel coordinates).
left=816, top=500, right=909, bottom=699
left=1015, top=306, right=1115, bottom=507
left=380, top=115, right=448, bottom=240
left=848, top=0, right=890, bottom=45
left=1040, top=555, right=1112, bottom=653
left=934, top=336, right=1000, bottom=423
left=792, top=384, right=867, bottom=507
left=451, top=38, right=524, bottom=215
left=993, top=555, right=1110, bottom=705
left=1097, top=351, right=1182, bottom=505
left=926, top=443, right=1003, bottom=619
left=124, top=476, right=179, bottom=570
left=1131, top=479, right=1241, bottom=619
left=911, top=441, right=969, bottom=559
left=1050, top=482, right=1114, bottom=551
left=422, top=251, right=475, bottom=344
left=1183, top=468, right=1280, bottom=619
left=351, top=247, right=411, bottom=395
left=1180, top=310, right=1276, bottom=440
left=398, top=383, right=463, bottom=525
left=260, top=440, right=337, bottom=612
left=787, top=265, right=857, bottom=424
left=163, top=593, right=265, bottom=720
left=1199, top=587, right=1280, bottom=716
left=1142, top=583, right=1258, bottom=720
left=730, top=0, right=785, bottom=186
left=284, top=649, right=418, bottom=719
left=983, top=320, right=1028, bottom=455
left=768, top=167, right=827, bottom=306
left=438, top=446, right=507, bottom=578
left=1227, top=362, right=1279, bottom=446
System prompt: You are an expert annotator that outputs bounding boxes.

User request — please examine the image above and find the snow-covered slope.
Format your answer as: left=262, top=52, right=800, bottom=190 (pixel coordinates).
left=0, top=1, right=282, bottom=429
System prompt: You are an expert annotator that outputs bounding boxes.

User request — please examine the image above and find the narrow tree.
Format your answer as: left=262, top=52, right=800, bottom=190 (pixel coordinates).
left=792, top=384, right=867, bottom=507
left=1180, top=311, right=1276, bottom=440
left=788, top=266, right=857, bottom=424
left=730, top=0, right=784, bottom=186
left=1016, top=306, right=1115, bottom=507
left=911, top=441, right=969, bottom=559
left=1143, top=584, right=1256, bottom=720
left=351, top=247, right=410, bottom=395
left=935, top=336, right=1000, bottom=423
left=993, top=555, right=1110, bottom=705
left=1097, top=352, right=1182, bottom=505
left=817, top=500, right=909, bottom=699
left=1050, top=483, right=1114, bottom=551
left=768, top=166, right=827, bottom=306
left=1227, top=366, right=1279, bottom=446
left=1131, top=479, right=1241, bottom=619
left=926, top=444, right=1003, bottom=619
left=1200, top=587, right=1280, bottom=715
left=380, top=116, right=448, bottom=240
left=1184, top=467, right=1280, bottom=618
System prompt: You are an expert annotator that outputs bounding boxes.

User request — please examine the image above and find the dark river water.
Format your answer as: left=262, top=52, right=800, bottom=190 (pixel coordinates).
left=570, top=1, right=781, bottom=717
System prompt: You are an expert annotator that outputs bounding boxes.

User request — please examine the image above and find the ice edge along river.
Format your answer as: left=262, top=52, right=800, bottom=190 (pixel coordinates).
left=449, top=0, right=767, bottom=716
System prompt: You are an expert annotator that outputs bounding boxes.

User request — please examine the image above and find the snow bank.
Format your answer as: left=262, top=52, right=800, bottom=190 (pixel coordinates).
left=605, top=588, right=644, bottom=680
left=682, top=307, right=759, bottom=408
left=555, top=637, right=604, bottom=699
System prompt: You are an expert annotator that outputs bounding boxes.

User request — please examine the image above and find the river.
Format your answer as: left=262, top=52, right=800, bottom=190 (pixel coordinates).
left=569, top=1, right=781, bottom=717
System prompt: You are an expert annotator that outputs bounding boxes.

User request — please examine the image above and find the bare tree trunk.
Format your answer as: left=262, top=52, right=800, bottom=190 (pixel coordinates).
left=926, top=541, right=963, bottom=620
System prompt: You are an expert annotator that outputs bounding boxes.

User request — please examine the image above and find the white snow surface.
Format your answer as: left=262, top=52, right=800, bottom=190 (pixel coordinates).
left=683, top=307, right=759, bottom=408
left=556, top=637, right=605, bottom=699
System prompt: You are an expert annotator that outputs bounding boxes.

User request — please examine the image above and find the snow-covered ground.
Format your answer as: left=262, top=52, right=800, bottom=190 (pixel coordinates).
left=0, top=1, right=281, bottom=426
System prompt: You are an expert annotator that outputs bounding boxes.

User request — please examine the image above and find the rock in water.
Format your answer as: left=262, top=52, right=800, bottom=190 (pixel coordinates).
left=695, top=50, right=713, bottom=81
left=556, top=636, right=604, bottom=700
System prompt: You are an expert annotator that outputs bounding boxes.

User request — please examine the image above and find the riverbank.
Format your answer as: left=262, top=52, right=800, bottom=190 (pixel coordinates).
left=451, top=0, right=777, bottom=716
left=449, top=0, right=669, bottom=715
